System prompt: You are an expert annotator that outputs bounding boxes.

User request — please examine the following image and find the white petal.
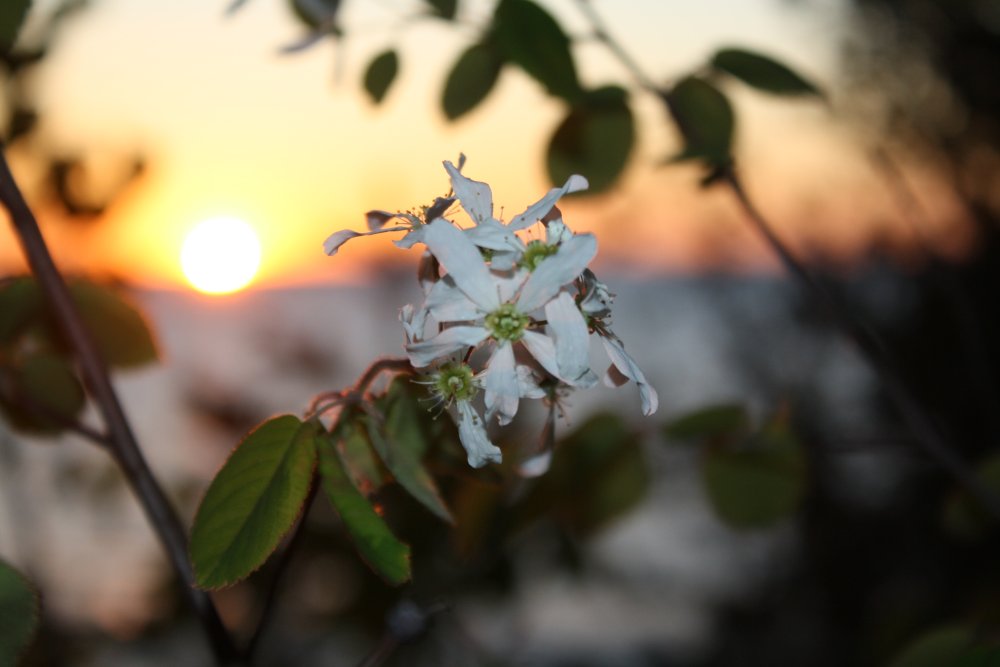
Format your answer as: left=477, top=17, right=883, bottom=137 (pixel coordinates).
left=455, top=400, right=502, bottom=467
left=443, top=160, right=493, bottom=225
left=508, top=174, right=589, bottom=232
left=545, top=291, right=594, bottom=384
left=495, top=269, right=529, bottom=303
left=393, top=225, right=426, bottom=249
left=425, top=276, right=484, bottom=323
left=600, top=334, right=659, bottom=415
left=578, top=269, right=614, bottom=316
left=366, top=210, right=395, bottom=231
left=399, top=304, right=423, bottom=343
left=489, top=250, right=520, bottom=272
left=423, top=219, right=500, bottom=311
left=323, top=226, right=410, bottom=256
left=405, top=326, right=489, bottom=367
left=464, top=218, right=525, bottom=252
left=483, top=343, right=520, bottom=426
left=517, top=233, right=597, bottom=312
left=516, top=364, right=547, bottom=399
left=545, top=217, right=574, bottom=245
left=518, top=450, right=553, bottom=478
left=522, top=330, right=596, bottom=387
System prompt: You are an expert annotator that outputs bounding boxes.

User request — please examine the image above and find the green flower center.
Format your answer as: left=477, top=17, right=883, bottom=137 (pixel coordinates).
left=485, top=303, right=530, bottom=341
left=520, top=240, right=558, bottom=271
left=434, top=363, right=477, bottom=402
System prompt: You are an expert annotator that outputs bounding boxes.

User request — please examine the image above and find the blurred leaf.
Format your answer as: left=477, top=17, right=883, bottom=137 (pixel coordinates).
left=0, top=0, right=31, bottom=51
left=191, top=416, right=318, bottom=589
left=888, top=626, right=1000, bottom=667
left=369, top=378, right=452, bottom=523
left=519, top=413, right=648, bottom=535
left=943, top=453, right=1000, bottom=539
left=0, top=277, right=41, bottom=344
left=334, top=416, right=386, bottom=495
left=319, top=425, right=411, bottom=585
left=451, top=478, right=504, bottom=558
left=493, top=0, right=581, bottom=101
left=702, top=420, right=805, bottom=529
left=364, top=50, right=398, bottom=104
left=0, top=352, right=85, bottom=435
left=424, top=0, right=456, bottom=20
left=547, top=85, right=634, bottom=194
left=711, top=47, right=823, bottom=98
left=664, top=403, right=749, bottom=441
left=290, top=0, right=340, bottom=28
left=67, top=280, right=158, bottom=368
left=663, top=76, right=734, bottom=166
left=442, top=41, right=503, bottom=120
left=0, top=559, right=38, bottom=665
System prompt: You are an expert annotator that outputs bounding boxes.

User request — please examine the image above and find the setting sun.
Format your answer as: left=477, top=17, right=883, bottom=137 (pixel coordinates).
left=180, top=217, right=262, bottom=294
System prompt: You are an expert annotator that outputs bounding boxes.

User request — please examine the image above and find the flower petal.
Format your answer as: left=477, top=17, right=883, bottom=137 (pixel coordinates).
left=455, top=400, right=502, bottom=467
left=517, top=233, right=597, bottom=312
left=423, top=219, right=500, bottom=311
left=600, top=334, right=658, bottom=415
left=444, top=160, right=493, bottom=225
left=578, top=268, right=614, bottom=316
left=425, top=276, right=484, bottom=323
left=399, top=304, right=426, bottom=344
left=489, top=250, right=520, bottom=272
left=508, top=174, right=589, bottom=231
left=464, top=218, right=525, bottom=252
left=483, top=342, right=520, bottom=426
left=405, top=325, right=489, bottom=367
left=522, top=330, right=596, bottom=387
left=545, top=291, right=595, bottom=385
left=324, top=226, right=410, bottom=256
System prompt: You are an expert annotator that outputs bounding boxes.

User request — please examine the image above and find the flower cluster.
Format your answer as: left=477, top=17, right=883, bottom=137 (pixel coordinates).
left=324, top=158, right=657, bottom=473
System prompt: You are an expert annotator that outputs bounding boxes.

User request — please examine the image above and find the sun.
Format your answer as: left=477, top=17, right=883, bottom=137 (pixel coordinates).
left=181, top=217, right=262, bottom=294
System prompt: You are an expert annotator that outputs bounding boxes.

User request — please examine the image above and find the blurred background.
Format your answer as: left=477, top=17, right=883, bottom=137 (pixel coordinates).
left=1, top=0, right=999, bottom=665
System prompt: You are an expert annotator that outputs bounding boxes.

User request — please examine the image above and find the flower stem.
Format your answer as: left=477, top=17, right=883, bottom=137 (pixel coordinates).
left=0, top=145, right=243, bottom=665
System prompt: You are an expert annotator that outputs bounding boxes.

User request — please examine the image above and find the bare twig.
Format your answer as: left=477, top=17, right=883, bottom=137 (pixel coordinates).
left=0, top=146, right=243, bottom=664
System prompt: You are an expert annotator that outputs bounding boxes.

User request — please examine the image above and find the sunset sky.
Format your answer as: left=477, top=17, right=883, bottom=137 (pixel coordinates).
left=0, top=0, right=971, bottom=291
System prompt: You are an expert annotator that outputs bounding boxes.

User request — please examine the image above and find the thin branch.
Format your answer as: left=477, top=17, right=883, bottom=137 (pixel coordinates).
left=569, top=6, right=1000, bottom=518
left=0, top=146, right=243, bottom=665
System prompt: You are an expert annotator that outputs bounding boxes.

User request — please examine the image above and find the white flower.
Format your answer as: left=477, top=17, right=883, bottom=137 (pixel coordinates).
left=424, top=362, right=500, bottom=468
left=406, top=219, right=597, bottom=424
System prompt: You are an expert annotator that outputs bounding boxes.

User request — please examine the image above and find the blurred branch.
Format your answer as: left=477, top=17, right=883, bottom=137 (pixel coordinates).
left=0, top=145, right=244, bottom=665
left=0, top=375, right=110, bottom=447
left=571, top=2, right=1000, bottom=519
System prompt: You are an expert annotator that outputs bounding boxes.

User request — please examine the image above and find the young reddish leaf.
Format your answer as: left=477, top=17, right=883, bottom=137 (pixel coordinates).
left=0, top=0, right=31, bottom=51
left=492, top=0, right=582, bottom=101
left=0, top=352, right=86, bottom=436
left=190, top=416, right=318, bottom=589
left=547, top=86, right=634, bottom=193
left=442, top=42, right=502, bottom=121
left=67, top=280, right=158, bottom=368
left=368, top=378, right=453, bottom=523
left=318, top=426, right=411, bottom=586
left=364, top=50, right=399, bottom=104
left=663, top=76, right=735, bottom=167
left=0, top=559, right=39, bottom=665
left=711, top=47, right=824, bottom=98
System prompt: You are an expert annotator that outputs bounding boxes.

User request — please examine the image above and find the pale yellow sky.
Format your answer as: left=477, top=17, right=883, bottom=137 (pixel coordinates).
left=0, top=0, right=969, bottom=290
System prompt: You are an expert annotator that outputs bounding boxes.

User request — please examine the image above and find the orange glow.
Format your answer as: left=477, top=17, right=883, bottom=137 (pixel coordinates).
left=180, top=217, right=261, bottom=294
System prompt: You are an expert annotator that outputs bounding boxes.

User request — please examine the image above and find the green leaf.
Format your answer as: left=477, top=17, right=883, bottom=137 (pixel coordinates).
left=318, top=426, right=411, bottom=585
left=663, top=76, right=734, bottom=166
left=363, top=50, right=399, bottom=105
left=369, top=378, right=452, bottom=523
left=546, top=85, right=634, bottom=194
left=664, top=403, right=748, bottom=441
left=442, top=42, right=503, bottom=121
left=888, top=626, right=1000, bottom=667
left=0, top=0, right=31, bottom=51
left=492, top=0, right=581, bottom=101
left=0, top=559, right=38, bottom=665
left=190, top=416, right=318, bottom=589
left=68, top=280, right=158, bottom=368
left=711, top=47, right=823, bottom=98
left=0, top=277, right=42, bottom=344
left=943, top=453, right=1000, bottom=539
left=702, top=421, right=805, bottom=529
left=518, top=413, right=648, bottom=535
left=424, top=0, right=456, bottom=20
left=0, top=352, right=86, bottom=435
